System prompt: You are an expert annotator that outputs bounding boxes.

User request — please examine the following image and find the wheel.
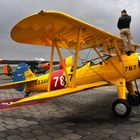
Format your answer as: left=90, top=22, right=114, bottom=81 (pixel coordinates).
left=24, top=92, right=30, bottom=98
left=135, top=91, right=140, bottom=95
left=127, top=93, right=140, bottom=106
left=135, top=91, right=140, bottom=103
left=112, top=99, right=131, bottom=118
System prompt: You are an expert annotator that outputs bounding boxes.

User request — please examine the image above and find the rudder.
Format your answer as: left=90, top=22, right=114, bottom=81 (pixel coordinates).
left=13, top=63, right=28, bottom=92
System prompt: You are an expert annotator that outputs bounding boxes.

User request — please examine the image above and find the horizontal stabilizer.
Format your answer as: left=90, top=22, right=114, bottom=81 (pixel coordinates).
left=9, top=81, right=108, bottom=105
left=0, top=78, right=37, bottom=90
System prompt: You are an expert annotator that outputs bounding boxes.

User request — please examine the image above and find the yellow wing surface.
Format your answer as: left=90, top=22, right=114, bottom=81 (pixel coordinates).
left=10, top=81, right=108, bottom=105
left=11, top=10, right=123, bottom=51
left=0, top=79, right=37, bottom=90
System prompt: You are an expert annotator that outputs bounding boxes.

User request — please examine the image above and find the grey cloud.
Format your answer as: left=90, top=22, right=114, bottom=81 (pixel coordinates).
left=0, top=0, right=140, bottom=59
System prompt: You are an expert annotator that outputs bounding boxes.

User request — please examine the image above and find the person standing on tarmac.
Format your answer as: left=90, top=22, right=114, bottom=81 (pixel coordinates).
left=117, top=10, right=134, bottom=53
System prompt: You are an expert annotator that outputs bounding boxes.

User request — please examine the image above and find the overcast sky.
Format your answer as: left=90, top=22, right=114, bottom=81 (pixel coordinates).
left=0, top=0, right=140, bottom=60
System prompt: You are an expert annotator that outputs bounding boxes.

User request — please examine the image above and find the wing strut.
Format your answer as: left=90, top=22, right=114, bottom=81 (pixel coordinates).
left=113, top=40, right=122, bottom=61
left=47, top=43, right=55, bottom=92
left=106, top=40, right=112, bottom=55
left=56, top=43, right=71, bottom=87
left=71, top=29, right=82, bottom=87
left=93, top=47, right=107, bottom=64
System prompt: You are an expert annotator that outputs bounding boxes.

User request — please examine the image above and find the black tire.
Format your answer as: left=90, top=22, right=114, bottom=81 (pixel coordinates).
left=24, top=92, right=30, bottom=98
left=127, top=93, right=140, bottom=106
left=112, top=99, right=131, bottom=118
left=135, top=91, right=140, bottom=103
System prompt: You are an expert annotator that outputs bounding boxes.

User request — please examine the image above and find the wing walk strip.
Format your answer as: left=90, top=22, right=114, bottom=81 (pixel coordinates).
left=9, top=81, right=108, bottom=105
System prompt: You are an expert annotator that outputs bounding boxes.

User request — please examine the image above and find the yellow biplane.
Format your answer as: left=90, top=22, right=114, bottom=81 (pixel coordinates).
left=0, top=10, right=140, bottom=118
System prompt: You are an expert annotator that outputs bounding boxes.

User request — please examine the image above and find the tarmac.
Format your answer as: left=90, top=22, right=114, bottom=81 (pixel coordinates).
left=0, top=76, right=140, bottom=140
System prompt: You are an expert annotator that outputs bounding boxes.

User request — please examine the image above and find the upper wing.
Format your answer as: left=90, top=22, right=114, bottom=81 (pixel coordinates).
left=0, top=78, right=37, bottom=90
left=11, top=11, right=123, bottom=51
left=9, top=81, right=108, bottom=105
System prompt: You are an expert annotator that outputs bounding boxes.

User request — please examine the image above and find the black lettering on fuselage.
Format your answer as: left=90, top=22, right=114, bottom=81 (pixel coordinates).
left=124, top=65, right=137, bottom=72
left=37, top=79, right=48, bottom=85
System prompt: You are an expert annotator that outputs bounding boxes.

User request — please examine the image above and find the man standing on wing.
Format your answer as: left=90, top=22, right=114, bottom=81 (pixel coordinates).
left=117, top=10, right=134, bottom=53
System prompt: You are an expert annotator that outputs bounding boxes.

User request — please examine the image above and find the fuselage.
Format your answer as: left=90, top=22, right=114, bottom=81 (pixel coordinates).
left=24, top=53, right=140, bottom=92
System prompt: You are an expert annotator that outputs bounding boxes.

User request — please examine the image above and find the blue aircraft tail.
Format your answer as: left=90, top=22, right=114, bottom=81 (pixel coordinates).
left=13, top=63, right=28, bottom=92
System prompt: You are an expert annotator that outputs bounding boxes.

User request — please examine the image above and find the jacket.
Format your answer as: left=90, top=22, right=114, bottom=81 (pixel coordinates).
left=117, top=14, right=131, bottom=30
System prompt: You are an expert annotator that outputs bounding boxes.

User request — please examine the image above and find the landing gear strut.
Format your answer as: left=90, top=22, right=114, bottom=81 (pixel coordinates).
left=134, top=80, right=140, bottom=104
left=111, top=79, right=140, bottom=118
left=127, top=81, right=140, bottom=105
left=112, top=79, right=131, bottom=118
left=127, top=92, right=140, bottom=106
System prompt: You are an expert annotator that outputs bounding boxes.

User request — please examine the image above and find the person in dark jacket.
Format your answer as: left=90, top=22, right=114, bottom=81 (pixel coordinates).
left=117, top=10, right=134, bottom=52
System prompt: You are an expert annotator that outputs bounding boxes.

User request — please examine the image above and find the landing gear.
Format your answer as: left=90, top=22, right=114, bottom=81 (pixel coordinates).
left=127, top=92, right=140, bottom=106
left=135, top=91, right=140, bottom=102
left=24, top=92, right=30, bottom=98
left=112, top=80, right=140, bottom=118
left=112, top=99, right=131, bottom=118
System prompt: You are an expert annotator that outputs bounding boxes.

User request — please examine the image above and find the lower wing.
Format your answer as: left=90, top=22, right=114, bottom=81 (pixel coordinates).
left=9, top=81, right=109, bottom=105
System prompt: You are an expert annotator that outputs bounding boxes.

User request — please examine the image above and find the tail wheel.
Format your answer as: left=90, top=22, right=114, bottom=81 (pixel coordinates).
left=112, top=99, right=131, bottom=118
left=24, top=92, right=31, bottom=98
left=127, top=93, right=139, bottom=106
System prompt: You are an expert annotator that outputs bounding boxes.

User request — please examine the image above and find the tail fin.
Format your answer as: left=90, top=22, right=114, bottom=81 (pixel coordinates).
left=13, top=63, right=28, bottom=92
left=13, top=63, right=28, bottom=82
left=10, top=63, right=36, bottom=92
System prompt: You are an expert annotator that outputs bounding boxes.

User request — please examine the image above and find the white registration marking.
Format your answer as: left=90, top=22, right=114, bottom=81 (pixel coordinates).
left=53, top=76, right=59, bottom=87
left=53, top=76, right=64, bottom=87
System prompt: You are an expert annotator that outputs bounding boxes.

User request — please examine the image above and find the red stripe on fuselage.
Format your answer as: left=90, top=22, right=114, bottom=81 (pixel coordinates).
left=50, top=70, right=65, bottom=90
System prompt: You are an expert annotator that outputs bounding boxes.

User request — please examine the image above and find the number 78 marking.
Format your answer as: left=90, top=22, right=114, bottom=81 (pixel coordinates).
left=53, top=76, right=66, bottom=87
